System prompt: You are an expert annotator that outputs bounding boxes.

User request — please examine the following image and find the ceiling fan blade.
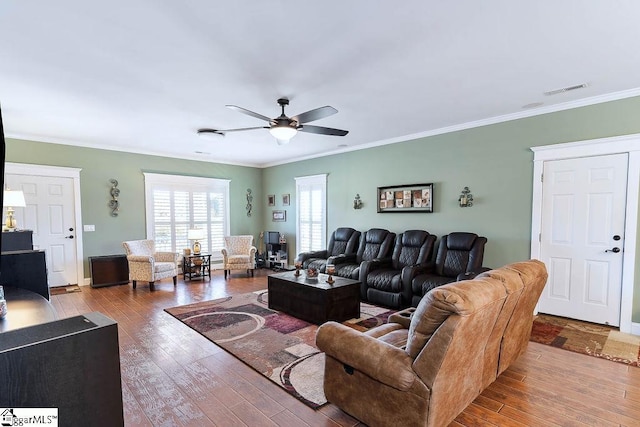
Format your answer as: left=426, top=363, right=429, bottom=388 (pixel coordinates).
left=298, top=125, right=348, bottom=136
left=226, top=105, right=273, bottom=123
left=219, top=126, right=268, bottom=133
left=291, top=106, right=338, bottom=124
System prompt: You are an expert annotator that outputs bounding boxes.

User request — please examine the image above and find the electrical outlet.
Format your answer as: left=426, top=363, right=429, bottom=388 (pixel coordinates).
left=83, top=224, right=96, bottom=232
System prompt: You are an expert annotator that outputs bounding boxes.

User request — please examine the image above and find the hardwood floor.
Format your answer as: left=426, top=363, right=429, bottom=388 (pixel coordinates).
left=51, top=269, right=640, bottom=427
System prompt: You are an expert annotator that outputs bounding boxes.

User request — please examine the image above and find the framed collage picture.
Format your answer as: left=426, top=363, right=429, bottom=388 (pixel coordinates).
left=377, top=183, right=433, bottom=213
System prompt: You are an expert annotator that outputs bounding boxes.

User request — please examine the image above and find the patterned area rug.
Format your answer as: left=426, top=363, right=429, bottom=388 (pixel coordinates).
left=531, top=314, right=640, bottom=366
left=164, top=290, right=395, bottom=408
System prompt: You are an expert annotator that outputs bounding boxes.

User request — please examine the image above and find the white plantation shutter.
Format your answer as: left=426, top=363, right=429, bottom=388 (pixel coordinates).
left=144, top=173, right=230, bottom=259
left=296, top=174, right=327, bottom=254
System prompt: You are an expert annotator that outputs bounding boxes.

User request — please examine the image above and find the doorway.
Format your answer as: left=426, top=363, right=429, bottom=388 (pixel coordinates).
left=531, top=134, right=640, bottom=334
left=4, top=163, right=83, bottom=287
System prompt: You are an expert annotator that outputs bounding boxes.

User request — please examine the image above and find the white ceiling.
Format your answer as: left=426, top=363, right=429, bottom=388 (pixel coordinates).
left=2, top=1, right=640, bottom=168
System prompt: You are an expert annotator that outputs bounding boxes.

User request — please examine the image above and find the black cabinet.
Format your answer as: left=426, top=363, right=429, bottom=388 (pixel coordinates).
left=90, top=255, right=129, bottom=288
left=0, top=312, right=124, bottom=426
left=1, top=230, right=33, bottom=252
left=0, top=250, right=48, bottom=299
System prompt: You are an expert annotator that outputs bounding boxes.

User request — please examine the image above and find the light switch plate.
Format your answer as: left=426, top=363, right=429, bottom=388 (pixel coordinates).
left=83, top=224, right=96, bottom=232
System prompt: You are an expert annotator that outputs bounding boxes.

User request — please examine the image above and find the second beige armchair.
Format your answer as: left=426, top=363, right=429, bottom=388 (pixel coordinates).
left=221, top=235, right=257, bottom=279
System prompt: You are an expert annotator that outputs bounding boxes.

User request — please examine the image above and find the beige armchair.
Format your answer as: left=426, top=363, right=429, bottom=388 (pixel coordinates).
left=122, top=240, right=179, bottom=290
left=221, top=235, right=256, bottom=279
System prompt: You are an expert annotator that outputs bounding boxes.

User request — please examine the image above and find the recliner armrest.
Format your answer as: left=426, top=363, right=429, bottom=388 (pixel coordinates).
left=316, top=322, right=415, bottom=392
left=328, top=253, right=356, bottom=265
left=457, top=267, right=491, bottom=281
left=296, top=250, right=328, bottom=263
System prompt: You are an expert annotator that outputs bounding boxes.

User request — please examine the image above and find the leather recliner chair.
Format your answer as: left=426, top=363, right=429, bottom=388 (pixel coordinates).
left=295, top=227, right=361, bottom=273
left=328, top=228, right=395, bottom=279
left=359, top=230, right=436, bottom=308
left=410, top=232, right=488, bottom=307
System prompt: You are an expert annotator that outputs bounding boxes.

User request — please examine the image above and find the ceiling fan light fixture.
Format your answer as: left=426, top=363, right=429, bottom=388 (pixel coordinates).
left=269, top=125, right=297, bottom=142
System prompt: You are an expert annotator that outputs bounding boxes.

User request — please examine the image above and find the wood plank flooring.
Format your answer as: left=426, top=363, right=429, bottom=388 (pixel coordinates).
left=51, top=269, right=640, bottom=427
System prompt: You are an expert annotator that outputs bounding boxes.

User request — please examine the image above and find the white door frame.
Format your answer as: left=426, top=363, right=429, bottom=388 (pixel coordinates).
left=5, top=162, right=84, bottom=285
left=531, top=134, right=640, bottom=334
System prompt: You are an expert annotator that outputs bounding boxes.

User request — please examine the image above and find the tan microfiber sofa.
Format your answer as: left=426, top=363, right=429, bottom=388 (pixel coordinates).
left=316, top=260, right=547, bottom=427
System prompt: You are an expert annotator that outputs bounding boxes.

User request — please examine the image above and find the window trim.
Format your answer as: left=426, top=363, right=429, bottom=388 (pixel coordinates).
left=143, top=173, right=231, bottom=257
left=295, top=173, right=327, bottom=255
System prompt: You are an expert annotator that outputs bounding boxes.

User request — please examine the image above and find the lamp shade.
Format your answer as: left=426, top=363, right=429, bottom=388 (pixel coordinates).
left=188, top=229, right=205, bottom=240
left=3, top=190, right=26, bottom=207
left=269, top=125, right=297, bottom=142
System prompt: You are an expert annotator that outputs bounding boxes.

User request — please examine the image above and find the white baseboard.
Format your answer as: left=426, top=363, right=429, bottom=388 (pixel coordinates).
left=630, top=322, right=640, bottom=336
left=82, top=278, right=91, bottom=286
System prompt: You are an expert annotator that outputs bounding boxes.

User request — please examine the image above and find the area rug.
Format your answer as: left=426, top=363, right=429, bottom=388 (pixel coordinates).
left=530, top=314, right=640, bottom=366
left=165, top=290, right=395, bottom=408
left=50, top=285, right=82, bottom=295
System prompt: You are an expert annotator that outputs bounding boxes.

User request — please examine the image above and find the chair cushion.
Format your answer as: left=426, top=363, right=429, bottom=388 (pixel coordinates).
left=366, top=269, right=402, bottom=292
left=335, top=263, right=360, bottom=279
left=227, top=255, right=251, bottom=264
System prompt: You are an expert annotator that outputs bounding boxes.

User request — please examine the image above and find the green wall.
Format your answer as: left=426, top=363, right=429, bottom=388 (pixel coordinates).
left=6, top=95, right=640, bottom=321
left=5, top=140, right=263, bottom=277
left=262, top=95, right=640, bottom=321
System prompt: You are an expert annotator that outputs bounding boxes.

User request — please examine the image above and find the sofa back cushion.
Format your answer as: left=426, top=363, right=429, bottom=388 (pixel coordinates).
left=409, top=277, right=508, bottom=427
left=327, top=227, right=361, bottom=257
left=391, top=230, right=435, bottom=270
left=435, top=232, right=487, bottom=277
left=358, top=228, right=395, bottom=262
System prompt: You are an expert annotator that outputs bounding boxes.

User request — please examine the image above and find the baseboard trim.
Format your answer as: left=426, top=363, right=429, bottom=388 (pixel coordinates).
left=631, top=322, right=640, bottom=336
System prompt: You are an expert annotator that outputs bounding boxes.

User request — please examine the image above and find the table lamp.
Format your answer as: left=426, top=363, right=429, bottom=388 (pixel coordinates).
left=188, top=229, right=205, bottom=254
left=3, top=190, right=26, bottom=231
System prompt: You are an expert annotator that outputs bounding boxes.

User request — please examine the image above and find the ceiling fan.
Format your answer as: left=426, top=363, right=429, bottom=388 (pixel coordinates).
left=197, top=98, right=349, bottom=145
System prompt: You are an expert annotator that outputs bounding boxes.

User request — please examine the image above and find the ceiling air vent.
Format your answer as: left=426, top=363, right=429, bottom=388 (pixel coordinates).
left=544, top=83, right=588, bottom=96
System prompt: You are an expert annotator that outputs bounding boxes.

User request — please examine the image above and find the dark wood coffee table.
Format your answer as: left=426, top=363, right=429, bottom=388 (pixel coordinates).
left=268, top=270, right=360, bottom=324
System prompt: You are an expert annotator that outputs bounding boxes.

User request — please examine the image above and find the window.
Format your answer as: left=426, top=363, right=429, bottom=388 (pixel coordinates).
left=143, top=173, right=230, bottom=259
left=295, top=174, right=327, bottom=254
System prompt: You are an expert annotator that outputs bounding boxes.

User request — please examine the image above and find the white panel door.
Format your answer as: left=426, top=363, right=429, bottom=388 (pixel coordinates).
left=538, top=154, right=627, bottom=326
left=5, top=174, right=78, bottom=287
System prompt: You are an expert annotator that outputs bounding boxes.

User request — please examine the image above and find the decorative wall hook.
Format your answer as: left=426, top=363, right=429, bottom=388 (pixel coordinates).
left=353, top=194, right=363, bottom=209
left=109, top=179, right=120, bottom=216
left=246, top=188, right=253, bottom=217
left=459, top=186, right=473, bottom=207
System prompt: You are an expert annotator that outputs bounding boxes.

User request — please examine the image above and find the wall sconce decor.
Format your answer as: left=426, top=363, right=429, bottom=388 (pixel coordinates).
left=109, top=179, right=120, bottom=216
left=246, top=188, right=253, bottom=217
left=459, top=186, right=473, bottom=207
left=353, top=194, right=363, bottom=209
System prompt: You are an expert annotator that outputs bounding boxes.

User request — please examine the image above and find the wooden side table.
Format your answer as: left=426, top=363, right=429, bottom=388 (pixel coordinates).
left=182, top=253, right=212, bottom=281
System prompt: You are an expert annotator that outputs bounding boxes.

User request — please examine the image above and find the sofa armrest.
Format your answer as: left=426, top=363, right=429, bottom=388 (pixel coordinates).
left=316, top=322, right=416, bottom=392
left=155, top=251, right=178, bottom=263
left=127, top=255, right=153, bottom=263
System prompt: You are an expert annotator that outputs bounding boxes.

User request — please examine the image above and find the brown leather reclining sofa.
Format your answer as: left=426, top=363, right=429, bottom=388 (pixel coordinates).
left=316, top=259, right=547, bottom=427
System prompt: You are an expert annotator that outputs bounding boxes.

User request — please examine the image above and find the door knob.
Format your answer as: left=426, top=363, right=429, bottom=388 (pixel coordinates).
left=65, top=235, right=74, bottom=239
left=613, top=235, right=621, bottom=241
left=605, top=247, right=620, bottom=253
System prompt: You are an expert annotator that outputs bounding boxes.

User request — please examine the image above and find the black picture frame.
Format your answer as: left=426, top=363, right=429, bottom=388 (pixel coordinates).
left=272, top=210, right=286, bottom=222
left=377, top=183, right=433, bottom=213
